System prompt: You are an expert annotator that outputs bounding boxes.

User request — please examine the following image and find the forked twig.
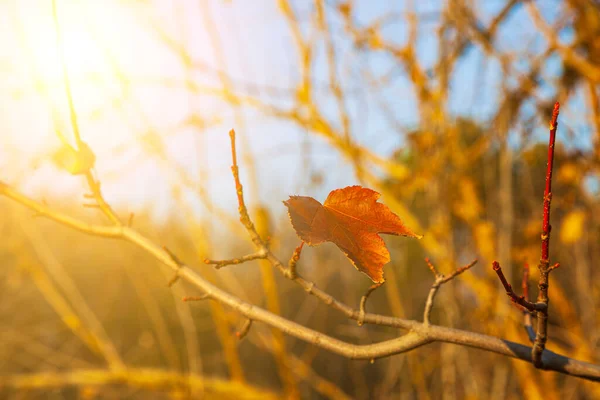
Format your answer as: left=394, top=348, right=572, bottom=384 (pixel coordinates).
left=492, top=102, right=561, bottom=367
left=164, top=246, right=185, bottom=287
left=423, top=259, right=477, bottom=326
left=533, top=102, right=560, bottom=367
left=3, top=121, right=600, bottom=380
left=492, top=261, right=546, bottom=312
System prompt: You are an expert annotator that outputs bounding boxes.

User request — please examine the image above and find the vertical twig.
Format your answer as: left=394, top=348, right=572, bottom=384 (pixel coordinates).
left=532, top=101, right=560, bottom=367
left=288, top=242, right=304, bottom=279
left=52, top=0, right=121, bottom=226
left=425, top=259, right=477, bottom=326
left=357, top=282, right=384, bottom=326
left=229, top=130, right=258, bottom=238
left=522, top=263, right=535, bottom=342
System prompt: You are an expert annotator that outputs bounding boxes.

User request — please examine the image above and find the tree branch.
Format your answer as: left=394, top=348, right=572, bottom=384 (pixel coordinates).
left=492, top=261, right=547, bottom=312
left=423, top=258, right=477, bottom=326
left=532, top=101, right=560, bottom=367
left=2, top=174, right=599, bottom=381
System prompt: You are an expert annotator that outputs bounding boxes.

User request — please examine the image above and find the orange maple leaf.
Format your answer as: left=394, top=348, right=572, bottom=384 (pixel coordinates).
left=284, top=185, right=421, bottom=283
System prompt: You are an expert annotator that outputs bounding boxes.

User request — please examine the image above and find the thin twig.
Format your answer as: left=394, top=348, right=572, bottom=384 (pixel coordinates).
left=204, top=250, right=268, bottom=269
left=439, top=260, right=478, bottom=284
left=182, top=295, right=211, bottom=302
left=492, top=261, right=546, bottom=312
left=236, top=319, right=253, bottom=340
left=288, top=242, right=304, bottom=279
left=52, top=0, right=122, bottom=226
left=358, top=282, right=384, bottom=326
left=522, top=263, right=535, bottom=343
left=423, top=259, right=477, bottom=326
left=425, top=257, right=439, bottom=276
left=226, top=130, right=292, bottom=277
left=1, top=181, right=600, bottom=380
left=532, top=101, right=560, bottom=367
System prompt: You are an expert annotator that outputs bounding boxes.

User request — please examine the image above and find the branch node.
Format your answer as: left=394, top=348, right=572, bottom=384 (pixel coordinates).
left=163, top=246, right=185, bottom=287
left=304, top=282, right=315, bottom=294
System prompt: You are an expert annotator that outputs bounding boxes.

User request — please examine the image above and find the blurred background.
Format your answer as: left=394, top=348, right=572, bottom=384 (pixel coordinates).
left=1, top=0, right=600, bottom=398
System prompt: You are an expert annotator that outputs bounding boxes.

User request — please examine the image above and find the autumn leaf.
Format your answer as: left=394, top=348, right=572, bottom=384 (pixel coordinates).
left=284, top=185, right=421, bottom=283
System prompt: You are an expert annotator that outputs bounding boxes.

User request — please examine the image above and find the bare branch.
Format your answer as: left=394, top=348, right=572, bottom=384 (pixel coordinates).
left=423, top=259, right=477, bottom=326
left=183, top=295, right=211, bottom=302
left=287, top=242, right=304, bottom=279
left=493, top=261, right=546, bottom=312
left=357, top=282, right=384, bottom=327
left=164, top=246, right=185, bottom=287
left=522, top=263, right=535, bottom=343
left=1, top=182, right=599, bottom=380
left=204, top=250, right=268, bottom=269
left=52, top=0, right=122, bottom=226
left=532, top=102, right=561, bottom=367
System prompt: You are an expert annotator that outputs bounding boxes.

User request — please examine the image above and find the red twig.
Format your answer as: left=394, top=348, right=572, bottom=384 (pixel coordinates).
left=522, top=263, right=535, bottom=342
left=492, top=261, right=546, bottom=312
left=532, top=101, right=560, bottom=367
left=425, top=257, right=439, bottom=276
left=541, top=102, right=560, bottom=261
left=492, top=103, right=560, bottom=366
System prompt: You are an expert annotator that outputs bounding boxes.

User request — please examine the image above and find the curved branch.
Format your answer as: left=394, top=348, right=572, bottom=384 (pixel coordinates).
left=1, top=182, right=599, bottom=381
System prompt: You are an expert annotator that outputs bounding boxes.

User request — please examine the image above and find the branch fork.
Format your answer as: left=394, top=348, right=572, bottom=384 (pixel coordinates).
left=3, top=110, right=600, bottom=380
left=423, top=258, right=477, bottom=326
left=493, top=102, right=561, bottom=368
